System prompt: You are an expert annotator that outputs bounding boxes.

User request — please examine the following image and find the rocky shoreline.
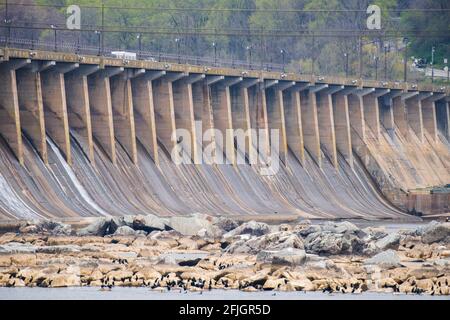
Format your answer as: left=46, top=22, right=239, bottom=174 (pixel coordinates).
left=0, top=215, right=449, bottom=295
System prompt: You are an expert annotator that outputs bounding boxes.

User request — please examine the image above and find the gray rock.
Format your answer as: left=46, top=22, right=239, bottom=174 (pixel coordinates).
left=223, top=221, right=270, bottom=238
left=304, top=231, right=365, bottom=255
left=295, top=224, right=322, bottom=238
left=374, top=233, right=402, bottom=250
left=362, top=227, right=388, bottom=240
left=257, top=248, right=307, bottom=266
left=132, top=214, right=168, bottom=232
left=213, top=217, right=238, bottom=232
left=113, top=226, right=138, bottom=236
left=420, top=222, right=450, bottom=244
left=225, top=231, right=304, bottom=254
left=36, top=245, right=81, bottom=254
left=77, top=218, right=112, bottom=236
left=364, top=250, right=402, bottom=269
left=159, top=252, right=209, bottom=265
left=0, top=242, right=37, bottom=254
left=167, top=213, right=214, bottom=236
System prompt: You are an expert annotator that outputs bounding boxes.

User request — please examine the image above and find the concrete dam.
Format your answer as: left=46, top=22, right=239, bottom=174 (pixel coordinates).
left=0, top=47, right=449, bottom=221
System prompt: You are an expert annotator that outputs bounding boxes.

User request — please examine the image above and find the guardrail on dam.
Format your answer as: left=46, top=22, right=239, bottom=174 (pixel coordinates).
left=0, top=47, right=449, bottom=221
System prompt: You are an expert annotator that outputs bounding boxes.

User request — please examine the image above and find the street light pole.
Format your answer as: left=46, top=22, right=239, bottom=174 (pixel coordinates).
left=212, top=42, right=217, bottom=66
left=175, top=38, right=180, bottom=63
left=247, top=46, right=252, bottom=70
left=344, top=53, right=349, bottom=77
left=51, top=24, right=57, bottom=52
left=374, top=56, right=379, bottom=81
left=384, top=43, right=389, bottom=80
left=137, top=34, right=141, bottom=59
left=431, top=46, right=435, bottom=83
left=95, top=30, right=101, bottom=56
left=281, top=49, right=286, bottom=72
left=403, top=38, right=409, bottom=83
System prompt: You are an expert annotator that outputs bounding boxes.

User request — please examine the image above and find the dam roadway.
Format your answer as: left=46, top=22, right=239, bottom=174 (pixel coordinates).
left=0, top=47, right=449, bottom=221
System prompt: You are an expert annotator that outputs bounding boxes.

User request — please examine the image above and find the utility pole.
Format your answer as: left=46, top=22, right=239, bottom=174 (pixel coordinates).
left=445, top=58, right=449, bottom=83
left=175, top=38, right=180, bottom=63
left=358, top=36, right=363, bottom=79
left=281, top=49, right=286, bottom=73
left=431, top=46, right=435, bottom=83
left=403, top=37, right=409, bottom=83
left=51, top=24, right=57, bottom=52
left=5, top=0, right=11, bottom=47
left=374, top=55, right=379, bottom=81
left=344, top=53, right=349, bottom=77
left=247, top=45, right=252, bottom=70
left=101, top=1, right=105, bottom=56
left=137, top=34, right=141, bottom=59
left=95, top=30, right=101, bottom=56
left=212, top=42, right=217, bottom=66
left=384, top=43, right=389, bottom=80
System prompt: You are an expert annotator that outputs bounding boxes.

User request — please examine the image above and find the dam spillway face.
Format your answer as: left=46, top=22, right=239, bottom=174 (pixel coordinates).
left=0, top=49, right=449, bottom=221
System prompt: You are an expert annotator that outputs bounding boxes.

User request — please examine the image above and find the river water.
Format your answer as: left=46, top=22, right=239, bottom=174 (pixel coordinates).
left=0, top=287, right=448, bottom=300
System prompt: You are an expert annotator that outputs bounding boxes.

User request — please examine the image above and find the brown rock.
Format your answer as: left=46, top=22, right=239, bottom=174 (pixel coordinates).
left=10, top=254, right=37, bottom=266
left=50, top=274, right=81, bottom=287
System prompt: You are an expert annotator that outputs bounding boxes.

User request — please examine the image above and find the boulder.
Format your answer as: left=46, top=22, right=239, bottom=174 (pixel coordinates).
left=0, top=242, right=36, bottom=254
left=257, top=248, right=307, bottom=266
left=130, top=214, right=168, bottom=232
left=226, top=231, right=304, bottom=254
left=420, top=222, right=450, bottom=244
left=166, top=213, right=214, bottom=236
left=36, top=245, right=81, bottom=254
left=294, top=223, right=321, bottom=238
left=362, top=227, right=388, bottom=240
left=322, top=221, right=360, bottom=235
left=49, top=273, right=81, bottom=287
left=213, top=217, right=238, bottom=232
left=374, top=233, right=402, bottom=251
left=223, top=221, right=270, bottom=238
left=304, top=232, right=365, bottom=255
left=364, top=250, right=402, bottom=269
left=272, top=249, right=307, bottom=266
left=113, top=226, right=138, bottom=236
left=77, top=218, right=113, bottom=236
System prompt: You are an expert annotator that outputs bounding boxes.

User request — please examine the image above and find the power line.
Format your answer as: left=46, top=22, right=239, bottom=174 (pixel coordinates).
left=1, top=2, right=450, bottom=14
left=3, top=24, right=448, bottom=38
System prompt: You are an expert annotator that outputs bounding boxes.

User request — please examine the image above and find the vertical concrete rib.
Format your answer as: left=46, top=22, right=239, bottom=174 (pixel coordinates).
left=110, top=71, right=138, bottom=164
left=301, top=85, right=323, bottom=168
left=347, top=91, right=367, bottom=156
left=87, top=68, right=118, bottom=164
left=0, top=62, right=24, bottom=165
left=65, top=65, right=97, bottom=164
left=131, top=71, right=163, bottom=165
left=435, top=99, right=450, bottom=140
left=405, top=93, right=425, bottom=143
left=210, top=77, right=241, bottom=165
left=152, top=73, right=182, bottom=156
left=421, top=94, right=442, bottom=143
left=362, top=92, right=381, bottom=142
left=393, top=94, right=409, bottom=139
left=266, top=81, right=295, bottom=165
left=173, top=74, right=204, bottom=164
left=334, top=90, right=353, bottom=168
left=192, top=78, right=217, bottom=163
left=284, top=87, right=305, bottom=165
left=41, top=65, right=72, bottom=165
left=16, top=67, right=48, bottom=164
left=317, top=86, right=342, bottom=169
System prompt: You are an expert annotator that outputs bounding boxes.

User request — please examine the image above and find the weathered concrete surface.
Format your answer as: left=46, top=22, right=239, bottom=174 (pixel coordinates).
left=0, top=49, right=449, bottom=220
